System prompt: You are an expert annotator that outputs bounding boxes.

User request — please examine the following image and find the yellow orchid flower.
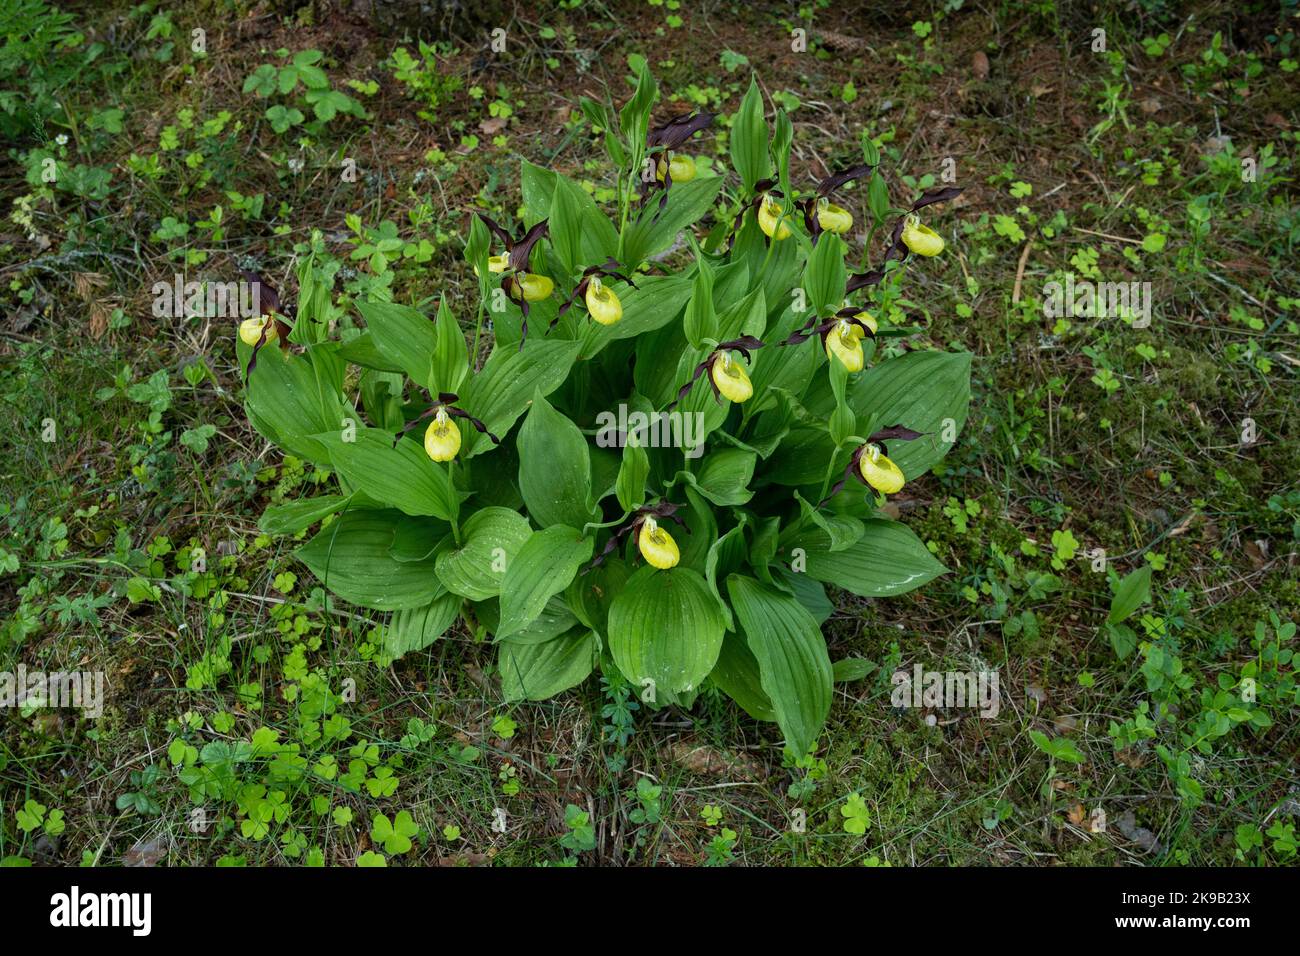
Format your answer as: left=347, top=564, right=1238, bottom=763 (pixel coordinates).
left=656, top=153, right=697, bottom=183
left=517, top=273, right=554, bottom=302
left=853, top=310, right=879, bottom=335
left=824, top=319, right=866, bottom=372
left=817, top=200, right=853, bottom=234
left=757, top=195, right=792, bottom=240
left=473, top=253, right=510, bottom=277
left=239, top=314, right=278, bottom=347
left=901, top=214, right=944, bottom=257
left=585, top=276, right=623, bottom=325
left=423, top=407, right=462, bottom=462
left=858, top=443, right=905, bottom=494
left=637, top=515, right=680, bottom=569
left=711, top=351, right=754, bottom=403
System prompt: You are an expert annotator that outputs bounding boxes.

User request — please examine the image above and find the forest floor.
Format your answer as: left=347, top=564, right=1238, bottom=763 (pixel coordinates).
left=1, top=0, right=1297, bottom=866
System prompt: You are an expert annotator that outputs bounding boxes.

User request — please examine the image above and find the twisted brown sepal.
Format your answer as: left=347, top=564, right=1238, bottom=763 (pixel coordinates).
left=500, top=274, right=532, bottom=351
left=865, top=424, right=924, bottom=458
left=846, top=266, right=887, bottom=293
left=911, top=186, right=963, bottom=211
left=506, top=219, right=550, bottom=274
left=391, top=391, right=501, bottom=447
left=647, top=112, right=716, bottom=150
left=589, top=500, right=690, bottom=569
left=819, top=424, right=925, bottom=506
left=667, top=335, right=765, bottom=410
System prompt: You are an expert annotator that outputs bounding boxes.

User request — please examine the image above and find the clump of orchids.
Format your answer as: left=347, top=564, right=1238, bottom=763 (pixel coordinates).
left=240, top=66, right=971, bottom=751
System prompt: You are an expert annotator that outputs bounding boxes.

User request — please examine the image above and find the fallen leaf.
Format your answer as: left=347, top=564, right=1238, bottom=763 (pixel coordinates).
left=1112, top=749, right=1144, bottom=770
left=1115, top=811, right=1162, bottom=853
left=1053, top=715, right=1078, bottom=734
left=123, top=836, right=166, bottom=867
left=663, top=741, right=764, bottom=780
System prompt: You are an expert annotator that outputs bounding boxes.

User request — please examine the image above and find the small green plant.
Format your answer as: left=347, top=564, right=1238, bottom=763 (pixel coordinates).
left=840, top=792, right=871, bottom=834
left=243, top=49, right=366, bottom=130
left=116, top=765, right=164, bottom=816
left=559, top=804, right=596, bottom=854
left=388, top=42, right=462, bottom=123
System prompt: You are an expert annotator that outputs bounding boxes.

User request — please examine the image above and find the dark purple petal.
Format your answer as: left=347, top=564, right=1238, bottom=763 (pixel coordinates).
left=817, top=163, right=873, bottom=198
left=910, top=186, right=963, bottom=211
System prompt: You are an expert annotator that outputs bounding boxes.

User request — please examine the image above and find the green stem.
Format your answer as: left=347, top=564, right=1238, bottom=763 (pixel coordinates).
left=447, top=460, right=462, bottom=545
left=470, top=279, right=487, bottom=372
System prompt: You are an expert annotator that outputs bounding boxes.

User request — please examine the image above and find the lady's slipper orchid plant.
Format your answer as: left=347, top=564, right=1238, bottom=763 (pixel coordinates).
left=823, top=426, right=926, bottom=503
left=800, top=163, right=872, bottom=242
left=242, top=68, right=970, bottom=752
left=591, top=501, right=687, bottom=571
left=846, top=186, right=963, bottom=292
left=474, top=213, right=553, bottom=345
left=235, top=270, right=292, bottom=377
